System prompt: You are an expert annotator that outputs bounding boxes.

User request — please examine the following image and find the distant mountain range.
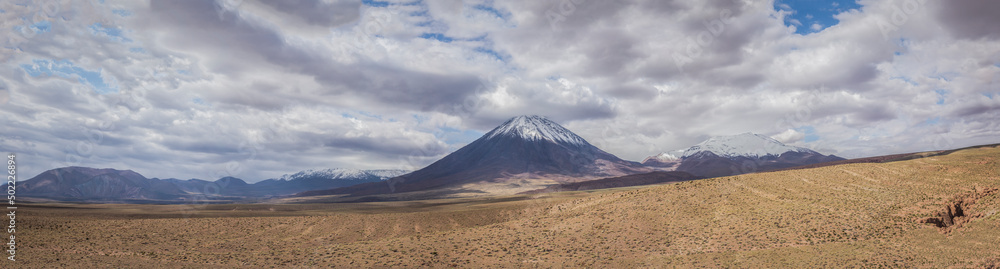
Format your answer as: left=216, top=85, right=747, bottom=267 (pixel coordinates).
left=231, top=168, right=407, bottom=196
left=8, top=167, right=406, bottom=202
left=299, top=115, right=652, bottom=198
left=645, top=133, right=845, bottom=178
left=8, top=116, right=852, bottom=203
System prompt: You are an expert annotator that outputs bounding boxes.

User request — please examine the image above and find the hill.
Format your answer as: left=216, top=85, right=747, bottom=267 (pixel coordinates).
left=10, top=167, right=187, bottom=201
left=519, top=171, right=701, bottom=194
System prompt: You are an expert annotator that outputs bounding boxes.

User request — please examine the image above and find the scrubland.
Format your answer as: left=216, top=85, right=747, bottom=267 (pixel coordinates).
left=16, top=146, right=1000, bottom=268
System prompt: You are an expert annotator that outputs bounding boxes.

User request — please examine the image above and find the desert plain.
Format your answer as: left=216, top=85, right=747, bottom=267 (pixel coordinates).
left=14, top=146, right=1000, bottom=268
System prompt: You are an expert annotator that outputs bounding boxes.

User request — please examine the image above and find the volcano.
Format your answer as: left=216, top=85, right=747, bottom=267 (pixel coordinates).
left=298, top=115, right=650, bottom=198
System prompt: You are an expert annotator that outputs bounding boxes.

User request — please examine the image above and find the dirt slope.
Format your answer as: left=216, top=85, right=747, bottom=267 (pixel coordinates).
left=15, top=145, right=1000, bottom=268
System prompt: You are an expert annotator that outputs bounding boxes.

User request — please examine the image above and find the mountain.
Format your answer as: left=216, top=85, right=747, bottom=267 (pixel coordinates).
left=253, top=168, right=407, bottom=195
left=641, top=152, right=681, bottom=169
left=674, top=133, right=844, bottom=178
left=158, top=168, right=407, bottom=197
left=11, top=167, right=187, bottom=201
left=299, top=115, right=652, bottom=198
left=163, top=176, right=258, bottom=197
left=163, top=178, right=214, bottom=194
left=680, top=132, right=817, bottom=158
left=10, top=166, right=407, bottom=202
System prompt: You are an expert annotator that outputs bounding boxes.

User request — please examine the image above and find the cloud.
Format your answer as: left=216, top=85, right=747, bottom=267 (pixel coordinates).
left=772, top=129, right=805, bottom=144
left=1, top=0, right=998, bottom=182
left=255, top=0, right=362, bottom=27
left=933, top=0, right=1000, bottom=40
left=0, top=78, right=10, bottom=105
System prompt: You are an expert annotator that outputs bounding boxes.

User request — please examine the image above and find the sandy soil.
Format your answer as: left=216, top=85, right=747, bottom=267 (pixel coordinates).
left=11, top=146, right=1000, bottom=268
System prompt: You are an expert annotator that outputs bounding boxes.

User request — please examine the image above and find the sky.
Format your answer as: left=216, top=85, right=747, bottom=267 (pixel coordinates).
left=1, top=0, right=998, bottom=182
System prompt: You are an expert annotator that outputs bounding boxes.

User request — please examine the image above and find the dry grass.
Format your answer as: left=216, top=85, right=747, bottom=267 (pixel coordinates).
left=14, top=146, right=1000, bottom=268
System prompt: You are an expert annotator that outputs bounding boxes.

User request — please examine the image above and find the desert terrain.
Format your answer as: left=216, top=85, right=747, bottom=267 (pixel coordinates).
left=15, top=146, right=1000, bottom=268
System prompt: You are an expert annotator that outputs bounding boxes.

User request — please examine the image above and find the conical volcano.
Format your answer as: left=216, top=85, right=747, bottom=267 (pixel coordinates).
left=300, top=115, right=650, bottom=198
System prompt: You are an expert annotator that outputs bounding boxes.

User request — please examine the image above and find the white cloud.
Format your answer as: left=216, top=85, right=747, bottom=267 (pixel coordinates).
left=772, top=129, right=805, bottom=144
left=1, top=0, right=999, bottom=181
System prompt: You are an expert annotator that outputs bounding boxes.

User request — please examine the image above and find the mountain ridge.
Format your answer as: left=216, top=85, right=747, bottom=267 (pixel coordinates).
left=11, top=166, right=408, bottom=202
left=681, top=132, right=817, bottom=158
left=668, top=133, right=845, bottom=178
left=297, top=115, right=651, bottom=198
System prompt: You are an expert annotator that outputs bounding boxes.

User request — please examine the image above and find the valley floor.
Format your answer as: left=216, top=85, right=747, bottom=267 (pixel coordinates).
left=15, top=146, right=1000, bottom=268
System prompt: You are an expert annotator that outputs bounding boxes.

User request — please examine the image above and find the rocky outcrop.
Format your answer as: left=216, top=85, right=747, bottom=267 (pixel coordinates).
left=918, top=186, right=999, bottom=233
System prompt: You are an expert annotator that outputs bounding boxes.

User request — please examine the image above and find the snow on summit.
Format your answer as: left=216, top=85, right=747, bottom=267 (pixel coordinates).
left=650, top=152, right=680, bottom=161
left=277, top=168, right=407, bottom=181
left=486, top=115, right=590, bottom=146
left=681, top=133, right=817, bottom=158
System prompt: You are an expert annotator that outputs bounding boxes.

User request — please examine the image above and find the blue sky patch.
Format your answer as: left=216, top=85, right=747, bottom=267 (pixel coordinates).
left=20, top=59, right=119, bottom=94
left=412, top=114, right=427, bottom=124
left=361, top=0, right=390, bottom=7
left=935, top=89, right=948, bottom=105
left=467, top=35, right=488, bottom=42
left=14, top=20, right=51, bottom=35
left=472, top=4, right=509, bottom=21
left=31, top=20, right=51, bottom=33
left=420, top=33, right=453, bottom=43
left=112, top=9, right=132, bottom=17
left=410, top=9, right=429, bottom=17
left=416, top=33, right=508, bottom=62
left=474, top=47, right=507, bottom=62
left=357, top=110, right=383, bottom=120
left=436, top=127, right=484, bottom=145
left=795, top=126, right=820, bottom=142
left=89, top=23, right=131, bottom=42
left=923, top=117, right=941, bottom=125
left=775, top=0, right=861, bottom=35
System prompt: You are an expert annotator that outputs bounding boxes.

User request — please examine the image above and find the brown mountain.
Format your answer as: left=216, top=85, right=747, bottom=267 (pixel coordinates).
left=14, top=167, right=187, bottom=201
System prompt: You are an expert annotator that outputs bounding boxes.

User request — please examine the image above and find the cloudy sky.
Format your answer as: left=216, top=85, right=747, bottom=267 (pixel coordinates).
left=1, top=0, right=998, bottom=182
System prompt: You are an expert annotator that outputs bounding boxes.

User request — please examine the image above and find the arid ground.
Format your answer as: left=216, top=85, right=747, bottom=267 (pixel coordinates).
left=15, top=146, right=1000, bottom=268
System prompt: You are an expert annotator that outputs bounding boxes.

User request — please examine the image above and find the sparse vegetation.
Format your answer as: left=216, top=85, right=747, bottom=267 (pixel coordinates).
left=16, top=146, right=1000, bottom=268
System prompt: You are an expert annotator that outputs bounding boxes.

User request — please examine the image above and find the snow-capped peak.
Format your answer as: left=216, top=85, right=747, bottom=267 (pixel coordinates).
left=681, top=132, right=817, bottom=158
left=277, top=168, right=408, bottom=181
left=486, top=115, right=590, bottom=146
left=364, top=169, right=410, bottom=178
left=650, top=152, right=680, bottom=161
